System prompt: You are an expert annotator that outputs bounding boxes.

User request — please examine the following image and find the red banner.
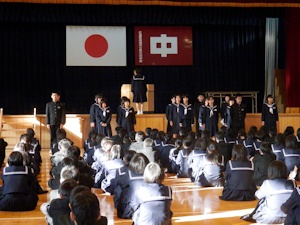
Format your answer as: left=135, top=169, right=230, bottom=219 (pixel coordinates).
left=135, top=26, right=193, bottom=66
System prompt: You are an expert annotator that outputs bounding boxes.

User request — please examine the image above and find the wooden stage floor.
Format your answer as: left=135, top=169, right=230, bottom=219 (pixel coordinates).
left=0, top=150, right=264, bottom=225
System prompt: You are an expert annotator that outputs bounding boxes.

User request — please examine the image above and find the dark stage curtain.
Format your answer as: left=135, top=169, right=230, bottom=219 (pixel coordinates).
left=0, top=4, right=284, bottom=114
left=286, top=8, right=300, bottom=107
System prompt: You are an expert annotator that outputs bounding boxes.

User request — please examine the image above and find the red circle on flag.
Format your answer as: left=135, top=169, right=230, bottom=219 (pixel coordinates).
left=84, top=34, right=108, bottom=58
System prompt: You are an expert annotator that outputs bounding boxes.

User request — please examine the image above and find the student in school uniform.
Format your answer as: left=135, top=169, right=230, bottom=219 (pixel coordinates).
left=283, top=135, right=300, bottom=175
left=0, top=151, right=38, bottom=211
left=199, top=96, right=219, bottom=137
left=231, top=94, right=247, bottom=137
left=131, top=162, right=173, bottom=225
left=131, top=68, right=147, bottom=115
left=281, top=186, right=300, bottom=224
left=112, top=153, right=149, bottom=219
left=96, top=98, right=112, bottom=137
left=220, top=94, right=231, bottom=124
left=271, top=133, right=285, bottom=161
left=241, top=160, right=296, bottom=224
left=252, top=142, right=276, bottom=186
left=169, top=94, right=181, bottom=138
left=194, top=93, right=205, bottom=131
left=198, top=97, right=209, bottom=131
left=261, top=95, right=279, bottom=133
left=0, top=137, right=7, bottom=168
left=167, top=138, right=183, bottom=174
left=89, top=93, right=103, bottom=133
left=220, top=144, right=257, bottom=201
left=166, top=95, right=176, bottom=133
left=179, top=94, right=194, bottom=133
left=223, top=97, right=235, bottom=130
left=160, top=132, right=175, bottom=168
left=175, top=137, right=193, bottom=178
left=116, top=97, right=136, bottom=135
left=296, top=128, right=300, bottom=148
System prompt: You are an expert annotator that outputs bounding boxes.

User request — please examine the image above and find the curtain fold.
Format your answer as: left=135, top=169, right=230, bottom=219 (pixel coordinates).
left=264, top=18, right=278, bottom=101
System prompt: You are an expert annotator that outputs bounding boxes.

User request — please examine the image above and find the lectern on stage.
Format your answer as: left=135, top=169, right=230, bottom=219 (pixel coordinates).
left=121, top=84, right=155, bottom=112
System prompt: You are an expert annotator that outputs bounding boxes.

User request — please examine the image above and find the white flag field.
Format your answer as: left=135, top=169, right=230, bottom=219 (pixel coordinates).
left=66, top=26, right=127, bottom=66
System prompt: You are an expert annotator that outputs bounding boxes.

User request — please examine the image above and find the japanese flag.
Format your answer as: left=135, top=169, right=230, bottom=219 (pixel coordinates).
left=66, top=26, right=127, bottom=66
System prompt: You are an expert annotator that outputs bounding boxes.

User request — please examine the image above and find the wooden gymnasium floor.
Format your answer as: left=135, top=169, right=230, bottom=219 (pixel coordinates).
left=0, top=150, right=267, bottom=225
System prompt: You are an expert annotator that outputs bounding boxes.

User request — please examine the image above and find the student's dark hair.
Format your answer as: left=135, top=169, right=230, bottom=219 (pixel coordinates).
left=158, top=131, right=165, bottom=141
left=206, top=141, right=220, bottom=164
left=78, top=174, right=94, bottom=189
left=194, top=137, right=207, bottom=150
left=123, top=135, right=131, bottom=145
left=249, top=126, right=258, bottom=133
left=19, top=133, right=30, bottom=143
left=123, top=150, right=135, bottom=165
left=274, top=133, right=285, bottom=146
left=260, top=142, right=272, bottom=153
left=128, top=153, right=150, bottom=174
left=88, top=130, right=98, bottom=140
left=26, top=128, right=35, bottom=139
left=219, top=126, right=227, bottom=134
left=231, top=144, right=248, bottom=162
left=285, top=135, right=298, bottom=149
left=195, top=130, right=202, bottom=140
left=187, top=131, right=195, bottom=141
left=95, top=93, right=103, bottom=99
left=129, top=131, right=136, bottom=141
left=8, top=151, right=23, bottom=166
left=121, top=97, right=130, bottom=104
left=175, top=137, right=183, bottom=151
left=150, top=129, right=159, bottom=140
left=58, top=179, right=78, bottom=201
left=56, top=128, right=67, bottom=139
left=201, top=130, right=210, bottom=139
left=182, top=94, right=189, bottom=98
left=67, top=146, right=81, bottom=159
left=61, top=157, right=76, bottom=168
left=259, top=126, right=268, bottom=137
left=297, top=128, right=300, bottom=137
left=269, top=127, right=277, bottom=136
left=179, top=127, right=187, bottom=137
left=145, top=127, right=152, bottom=136
left=226, top=128, right=235, bottom=139
left=164, top=132, right=173, bottom=141
left=237, top=129, right=246, bottom=139
left=183, top=137, right=193, bottom=148
left=267, top=160, right=288, bottom=180
left=266, top=94, right=273, bottom=100
left=206, top=140, right=218, bottom=153
left=95, top=134, right=105, bottom=145
left=52, top=90, right=60, bottom=95
left=255, top=130, right=266, bottom=141
left=236, top=93, right=242, bottom=98
left=215, top=131, right=225, bottom=141
left=100, top=98, right=107, bottom=104
left=284, top=126, right=295, bottom=137
left=70, top=189, right=100, bottom=225
left=246, top=130, right=255, bottom=140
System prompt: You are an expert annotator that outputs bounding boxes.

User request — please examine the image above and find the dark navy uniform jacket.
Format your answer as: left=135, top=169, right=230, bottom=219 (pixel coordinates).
left=46, top=101, right=66, bottom=125
left=179, top=103, right=194, bottom=132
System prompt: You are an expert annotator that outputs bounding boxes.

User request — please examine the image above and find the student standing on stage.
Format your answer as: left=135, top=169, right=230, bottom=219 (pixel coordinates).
left=199, top=96, right=219, bottom=137
left=179, top=94, right=194, bottom=133
left=231, top=94, right=247, bottom=137
left=117, top=97, right=136, bottom=135
left=46, top=91, right=66, bottom=143
left=194, top=93, right=205, bottom=131
left=220, top=94, right=231, bottom=124
left=170, top=94, right=181, bottom=138
left=89, top=93, right=103, bottom=132
left=262, top=95, right=279, bottom=133
left=165, top=95, right=176, bottom=133
left=223, top=97, right=235, bottom=129
left=131, top=68, right=147, bottom=115
left=198, top=97, right=209, bottom=131
left=96, top=98, right=112, bottom=137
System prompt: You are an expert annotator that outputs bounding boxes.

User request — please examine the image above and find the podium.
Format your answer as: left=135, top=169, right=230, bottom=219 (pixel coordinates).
left=121, top=84, right=155, bottom=112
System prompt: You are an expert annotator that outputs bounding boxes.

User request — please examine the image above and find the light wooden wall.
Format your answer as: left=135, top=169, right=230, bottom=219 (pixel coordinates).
left=1, top=113, right=299, bottom=149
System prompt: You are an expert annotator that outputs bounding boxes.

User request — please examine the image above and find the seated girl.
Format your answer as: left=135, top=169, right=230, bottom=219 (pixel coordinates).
left=0, top=151, right=38, bottom=211
left=241, top=160, right=296, bottom=223
left=219, top=144, right=257, bottom=201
